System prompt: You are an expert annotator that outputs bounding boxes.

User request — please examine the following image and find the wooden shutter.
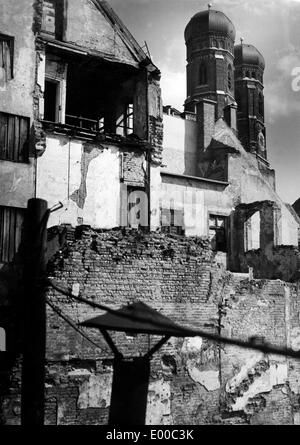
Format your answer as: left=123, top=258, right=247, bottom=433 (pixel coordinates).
left=0, top=112, right=29, bottom=162
left=0, top=207, right=25, bottom=263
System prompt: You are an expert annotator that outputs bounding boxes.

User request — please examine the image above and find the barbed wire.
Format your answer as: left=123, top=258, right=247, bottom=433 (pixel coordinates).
left=46, top=278, right=300, bottom=360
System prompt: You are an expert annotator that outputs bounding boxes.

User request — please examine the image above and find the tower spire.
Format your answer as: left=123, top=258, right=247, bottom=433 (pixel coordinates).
left=184, top=8, right=236, bottom=117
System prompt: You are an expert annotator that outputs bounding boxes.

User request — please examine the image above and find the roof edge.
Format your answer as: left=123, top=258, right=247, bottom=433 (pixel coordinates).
left=92, top=0, right=160, bottom=74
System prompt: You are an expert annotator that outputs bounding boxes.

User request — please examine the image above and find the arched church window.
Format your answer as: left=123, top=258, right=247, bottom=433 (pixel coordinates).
left=220, top=40, right=225, bottom=49
left=258, top=93, right=264, bottom=116
left=252, top=71, right=256, bottom=79
left=258, top=131, right=265, bottom=152
left=212, top=39, right=218, bottom=48
left=245, top=70, right=250, bottom=78
left=0, top=327, right=6, bottom=352
left=199, top=62, right=207, bottom=85
left=228, top=64, right=233, bottom=90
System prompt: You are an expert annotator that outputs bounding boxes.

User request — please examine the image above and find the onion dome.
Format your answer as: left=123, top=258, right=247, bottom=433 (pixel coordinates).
left=234, top=43, right=265, bottom=70
left=185, top=9, right=236, bottom=43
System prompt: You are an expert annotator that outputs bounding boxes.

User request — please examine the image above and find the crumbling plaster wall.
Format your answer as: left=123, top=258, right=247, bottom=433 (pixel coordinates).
left=228, top=150, right=298, bottom=247
left=0, top=0, right=37, bottom=208
left=148, top=75, right=163, bottom=164
left=220, top=279, right=300, bottom=424
left=36, top=135, right=147, bottom=229
left=160, top=174, right=233, bottom=237
left=3, top=228, right=300, bottom=425
left=0, top=0, right=36, bottom=118
left=33, top=0, right=163, bottom=232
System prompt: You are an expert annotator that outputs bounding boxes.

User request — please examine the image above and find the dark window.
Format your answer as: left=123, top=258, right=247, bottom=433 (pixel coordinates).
left=0, top=112, right=29, bottom=162
left=161, top=208, right=184, bottom=235
left=228, top=64, right=233, bottom=90
left=258, top=93, right=264, bottom=117
left=0, top=34, right=14, bottom=82
left=199, top=62, right=207, bottom=85
left=252, top=71, right=256, bottom=79
left=250, top=90, right=255, bottom=116
left=209, top=214, right=227, bottom=252
left=235, top=92, right=241, bottom=112
left=44, top=79, right=58, bottom=122
left=0, top=206, right=25, bottom=263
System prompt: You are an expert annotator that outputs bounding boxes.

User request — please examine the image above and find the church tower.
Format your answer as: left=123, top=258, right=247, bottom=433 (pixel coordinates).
left=234, top=41, right=267, bottom=159
left=184, top=5, right=236, bottom=118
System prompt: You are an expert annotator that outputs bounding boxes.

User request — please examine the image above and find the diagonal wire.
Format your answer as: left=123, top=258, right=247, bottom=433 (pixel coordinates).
left=46, top=298, right=108, bottom=353
left=46, top=278, right=300, bottom=360
left=47, top=279, right=150, bottom=322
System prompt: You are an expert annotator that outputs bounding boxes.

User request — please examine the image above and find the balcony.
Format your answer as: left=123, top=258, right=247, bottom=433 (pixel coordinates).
left=43, top=50, right=139, bottom=145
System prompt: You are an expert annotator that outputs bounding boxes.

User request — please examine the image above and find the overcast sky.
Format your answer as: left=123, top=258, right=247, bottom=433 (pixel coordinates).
left=109, top=0, right=300, bottom=204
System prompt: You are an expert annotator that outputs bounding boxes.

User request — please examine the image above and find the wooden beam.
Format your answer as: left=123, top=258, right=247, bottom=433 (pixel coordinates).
left=21, top=198, right=49, bottom=425
left=144, top=335, right=171, bottom=359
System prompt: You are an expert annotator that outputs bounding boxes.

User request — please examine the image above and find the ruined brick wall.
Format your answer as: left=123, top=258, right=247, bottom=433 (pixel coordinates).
left=2, top=228, right=300, bottom=425
left=220, top=277, right=300, bottom=424
left=148, top=75, right=163, bottom=165
left=231, top=201, right=300, bottom=281
left=243, top=246, right=300, bottom=282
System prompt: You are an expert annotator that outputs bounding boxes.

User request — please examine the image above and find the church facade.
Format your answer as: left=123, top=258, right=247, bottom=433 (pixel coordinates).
left=161, top=7, right=299, bottom=279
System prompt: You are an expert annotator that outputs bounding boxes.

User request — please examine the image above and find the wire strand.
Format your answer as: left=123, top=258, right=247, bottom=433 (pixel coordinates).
left=46, top=278, right=300, bottom=360
left=46, top=298, right=108, bottom=353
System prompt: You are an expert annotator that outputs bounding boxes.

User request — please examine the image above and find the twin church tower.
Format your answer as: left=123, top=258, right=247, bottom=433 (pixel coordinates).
left=184, top=6, right=267, bottom=160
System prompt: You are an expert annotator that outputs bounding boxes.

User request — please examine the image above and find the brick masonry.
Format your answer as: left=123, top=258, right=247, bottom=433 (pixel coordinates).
left=1, top=228, right=300, bottom=425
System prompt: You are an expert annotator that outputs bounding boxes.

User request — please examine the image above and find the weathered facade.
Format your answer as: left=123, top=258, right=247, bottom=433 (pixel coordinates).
left=1, top=1, right=300, bottom=426
left=0, top=0, right=163, bottom=254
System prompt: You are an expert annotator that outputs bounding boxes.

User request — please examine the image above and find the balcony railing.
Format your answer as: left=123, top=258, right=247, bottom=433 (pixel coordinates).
left=65, top=114, right=104, bottom=132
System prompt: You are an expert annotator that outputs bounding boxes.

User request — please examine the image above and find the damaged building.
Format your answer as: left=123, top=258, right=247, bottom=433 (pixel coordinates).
left=1, top=0, right=300, bottom=425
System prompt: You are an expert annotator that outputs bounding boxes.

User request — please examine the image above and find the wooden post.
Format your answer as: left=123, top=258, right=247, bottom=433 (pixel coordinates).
left=21, top=198, right=49, bottom=425
left=109, top=357, right=150, bottom=425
